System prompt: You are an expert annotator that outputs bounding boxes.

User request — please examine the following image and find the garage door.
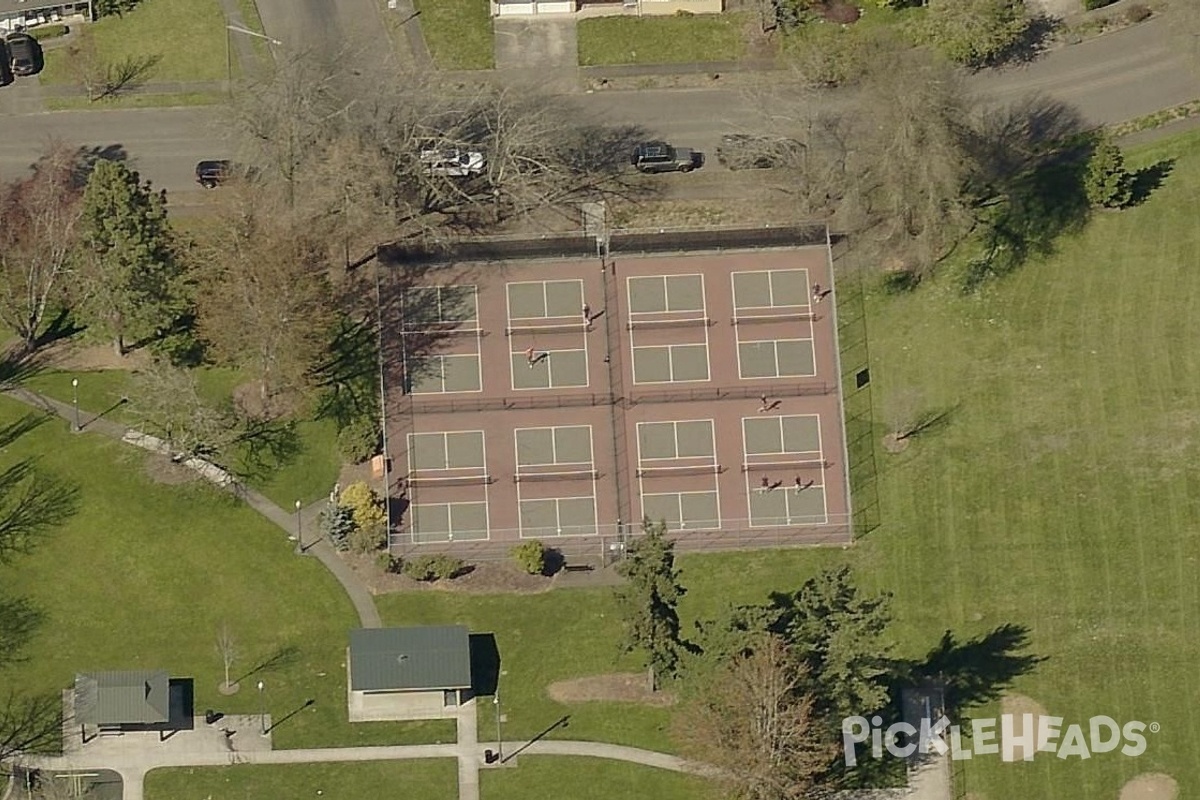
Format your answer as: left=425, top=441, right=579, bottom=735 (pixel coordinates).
left=496, top=1, right=535, bottom=13
left=534, top=0, right=574, bottom=11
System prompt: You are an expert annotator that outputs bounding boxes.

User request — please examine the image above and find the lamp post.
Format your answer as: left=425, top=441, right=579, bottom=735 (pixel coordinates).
left=257, top=680, right=266, bottom=734
left=70, top=378, right=80, bottom=432
left=225, top=24, right=282, bottom=93
left=494, top=690, right=503, bottom=763
left=294, top=500, right=303, bottom=554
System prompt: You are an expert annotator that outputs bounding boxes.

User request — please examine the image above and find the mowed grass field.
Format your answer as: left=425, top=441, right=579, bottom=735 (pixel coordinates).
left=0, top=398, right=452, bottom=750
left=145, top=761, right=458, bottom=800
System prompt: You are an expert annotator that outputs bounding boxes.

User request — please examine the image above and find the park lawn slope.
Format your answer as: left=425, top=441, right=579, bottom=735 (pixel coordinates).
left=481, top=756, right=711, bottom=799
left=848, top=130, right=1200, bottom=798
left=40, top=0, right=228, bottom=86
left=0, top=397, right=448, bottom=749
left=145, top=761, right=457, bottom=800
left=577, top=13, right=747, bottom=66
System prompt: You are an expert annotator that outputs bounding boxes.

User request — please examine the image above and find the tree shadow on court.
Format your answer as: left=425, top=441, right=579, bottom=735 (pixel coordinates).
left=962, top=96, right=1094, bottom=292
left=1128, top=158, right=1175, bottom=207
left=891, top=623, right=1045, bottom=722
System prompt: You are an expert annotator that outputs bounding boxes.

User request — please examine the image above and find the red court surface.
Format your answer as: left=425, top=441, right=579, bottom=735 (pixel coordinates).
left=382, top=235, right=853, bottom=559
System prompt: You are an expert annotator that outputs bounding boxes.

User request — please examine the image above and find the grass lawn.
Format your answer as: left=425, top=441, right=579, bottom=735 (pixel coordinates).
left=40, top=0, right=229, bottom=85
left=145, top=761, right=458, bottom=800
left=577, top=13, right=747, bottom=66
left=44, top=92, right=225, bottom=111
left=375, top=590, right=674, bottom=751
left=0, top=396, right=452, bottom=748
left=412, top=0, right=493, bottom=69
left=481, top=757, right=710, bottom=799
left=21, top=368, right=343, bottom=506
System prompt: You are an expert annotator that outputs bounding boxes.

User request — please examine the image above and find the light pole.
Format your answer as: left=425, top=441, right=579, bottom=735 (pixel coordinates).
left=494, top=690, right=503, bottom=763
left=70, top=378, right=80, bottom=432
left=225, top=24, right=282, bottom=92
left=257, top=680, right=266, bottom=734
left=294, top=500, right=303, bottom=554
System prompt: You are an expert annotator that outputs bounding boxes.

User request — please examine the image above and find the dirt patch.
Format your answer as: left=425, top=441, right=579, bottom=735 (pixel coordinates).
left=1000, top=694, right=1049, bottom=762
left=1119, top=774, right=1178, bottom=800
left=548, top=673, right=676, bottom=706
left=882, top=433, right=909, bottom=453
left=344, top=552, right=554, bottom=595
left=232, top=380, right=300, bottom=420
left=40, top=341, right=151, bottom=372
left=143, top=453, right=199, bottom=485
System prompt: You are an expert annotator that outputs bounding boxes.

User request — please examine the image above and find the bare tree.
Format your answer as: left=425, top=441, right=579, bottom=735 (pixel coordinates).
left=675, top=635, right=834, bottom=800
left=0, top=143, right=85, bottom=352
left=216, top=623, right=238, bottom=693
left=191, top=190, right=337, bottom=414
left=127, top=360, right=237, bottom=458
left=0, top=691, right=62, bottom=767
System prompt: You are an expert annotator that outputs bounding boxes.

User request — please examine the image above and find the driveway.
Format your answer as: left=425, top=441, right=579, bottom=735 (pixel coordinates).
left=493, top=18, right=579, bottom=91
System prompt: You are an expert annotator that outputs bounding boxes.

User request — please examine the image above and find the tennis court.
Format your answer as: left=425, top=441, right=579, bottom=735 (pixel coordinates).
left=641, top=490, right=721, bottom=530
left=737, top=339, right=815, bottom=379
left=627, top=274, right=706, bottom=314
left=743, top=415, right=822, bottom=458
left=746, top=479, right=827, bottom=526
left=515, top=425, right=594, bottom=467
left=743, top=412, right=828, bottom=526
left=409, top=501, right=489, bottom=542
left=403, top=285, right=479, bottom=327
left=731, top=269, right=809, bottom=313
left=408, top=353, right=482, bottom=394
left=515, top=424, right=598, bottom=537
left=507, top=279, right=586, bottom=321
left=509, top=346, right=589, bottom=389
left=637, top=419, right=715, bottom=460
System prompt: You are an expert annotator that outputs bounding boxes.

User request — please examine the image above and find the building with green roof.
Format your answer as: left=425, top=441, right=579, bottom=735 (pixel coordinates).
left=347, top=625, right=473, bottom=721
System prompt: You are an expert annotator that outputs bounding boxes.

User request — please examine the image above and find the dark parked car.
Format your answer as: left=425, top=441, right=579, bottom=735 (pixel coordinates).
left=195, top=160, right=232, bottom=188
left=0, top=41, right=13, bottom=87
left=5, top=32, right=42, bottom=77
left=630, top=141, right=702, bottom=174
left=716, top=134, right=805, bottom=170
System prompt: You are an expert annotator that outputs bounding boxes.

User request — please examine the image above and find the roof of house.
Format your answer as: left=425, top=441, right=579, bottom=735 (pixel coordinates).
left=348, top=626, right=472, bottom=692
left=74, top=671, right=170, bottom=726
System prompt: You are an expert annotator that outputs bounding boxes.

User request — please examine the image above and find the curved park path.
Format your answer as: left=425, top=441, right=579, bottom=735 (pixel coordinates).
left=2, top=387, right=382, bottom=628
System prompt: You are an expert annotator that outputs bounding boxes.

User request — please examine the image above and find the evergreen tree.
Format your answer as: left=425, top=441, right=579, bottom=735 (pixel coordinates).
left=616, top=520, right=688, bottom=687
left=79, top=160, right=185, bottom=355
left=1084, top=135, right=1133, bottom=209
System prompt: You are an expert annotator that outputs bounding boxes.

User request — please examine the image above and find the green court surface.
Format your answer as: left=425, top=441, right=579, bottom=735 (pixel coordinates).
left=410, top=501, right=488, bottom=542
left=642, top=490, right=719, bottom=529
left=637, top=419, right=714, bottom=460
left=510, top=349, right=589, bottom=389
left=410, top=354, right=482, bottom=393
left=404, top=285, right=479, bottom=325
left=507, top=280, right=584, bottom=319
left=409, top=431, right=486, bottom=471
left=518, top=496, right=598, bottom=537
left=748, top=482, right=827, bottom=525
left=515, top=425, right=593, bottom=466
left=738, top=339, right=815, bottom=378
left=743, top=415, right=822, bottom=456
left=733, top=268, right=809, bottom=309
left=631, top=343, right=709, bottom=383
left=627, top=274, right=705, bottom=313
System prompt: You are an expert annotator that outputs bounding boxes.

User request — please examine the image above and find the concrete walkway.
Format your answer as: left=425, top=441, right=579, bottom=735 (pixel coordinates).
left=1, top=387, right=382, bottom=628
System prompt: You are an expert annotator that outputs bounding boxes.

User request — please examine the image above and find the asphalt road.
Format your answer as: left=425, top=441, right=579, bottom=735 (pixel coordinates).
left=0, top=16, right=1195, bottom=200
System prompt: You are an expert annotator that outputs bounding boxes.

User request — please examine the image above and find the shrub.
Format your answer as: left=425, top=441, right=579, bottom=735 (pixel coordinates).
left=511, top=540, right=547, bottom=575
left=1082, top=0, right=1116, bottom=9
left=922, top=0, right=1031, bottom=68
left=350, top=520, right=388, bottom=554
left=337, top=415, right=381, bottom=464
left=319, top=502, right=355, bottom=551
left=29, top=24, right=69, bottom=40
left=1124, top=4, right=1151, bottom=23
left=340, top=481, right=386, bottom=532
left=1084, top=135, right=1133, bottom=208
left=815, top=1, right=862, bottom=24
left=402, top=554, right=466, bottom=582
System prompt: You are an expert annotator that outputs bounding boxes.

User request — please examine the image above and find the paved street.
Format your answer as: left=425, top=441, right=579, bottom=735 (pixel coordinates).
left=0, top=16, right=1196, bottom=202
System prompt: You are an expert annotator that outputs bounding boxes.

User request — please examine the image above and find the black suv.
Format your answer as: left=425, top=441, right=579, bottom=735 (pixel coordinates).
left=630, top=141, right=702, bottom=174
left=5, top=32, right=41, bottom=77
left=716, top=134, right=805, bottom=171
left=195, top=160, right=231, bottom=188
